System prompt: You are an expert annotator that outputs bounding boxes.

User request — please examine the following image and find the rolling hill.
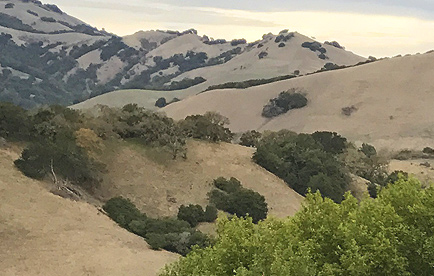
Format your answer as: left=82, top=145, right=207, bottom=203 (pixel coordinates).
left=0, top=145, right=178, bottom=276
left=0, top=1, right=365, bottom=109
left=97, top=140, right=304, bottom=218
left=162, top=52, right=434, bottom=151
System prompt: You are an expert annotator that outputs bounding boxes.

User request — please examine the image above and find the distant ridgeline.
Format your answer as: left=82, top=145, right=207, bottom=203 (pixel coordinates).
left=0, top=0, right=249, bottom=110
left=0, top=0, right=366, bottom=109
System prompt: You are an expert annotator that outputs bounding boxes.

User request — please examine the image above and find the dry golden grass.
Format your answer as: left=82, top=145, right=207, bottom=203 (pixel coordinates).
left=0, top=147, right=178, bottom=276
left=98, top=139, right=304, bottom=218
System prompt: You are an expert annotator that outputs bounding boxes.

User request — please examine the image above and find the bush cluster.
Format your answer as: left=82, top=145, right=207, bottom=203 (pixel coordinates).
left=262, top=89, right=308, bottom=118
left=103, top=197, right=211, bottom=256
left=324, top=40, right=345, bottom=49
left=275, top=32, right=294, bottom=43
left=180, top=112, right=233, bottom=142
left=239, top=130, right=262, bottom=147
left=208, top=177, right=268, bottom=223
left=177, top=204, right=218, bottom=227
left=253, top=131, right=349, bottom=202
left=230, top=39, right=247, bottom=46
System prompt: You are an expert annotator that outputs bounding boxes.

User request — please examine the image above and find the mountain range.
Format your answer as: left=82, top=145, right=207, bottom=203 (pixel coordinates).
left=0, top=0, right=365, bottom=108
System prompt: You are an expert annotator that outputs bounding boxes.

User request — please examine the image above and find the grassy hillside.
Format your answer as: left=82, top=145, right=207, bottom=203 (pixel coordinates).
left=97, top=139, right=304, bottom=218
left=0, top=146, right=178, bottom=276
left=163, top=52, right=434, bottom=151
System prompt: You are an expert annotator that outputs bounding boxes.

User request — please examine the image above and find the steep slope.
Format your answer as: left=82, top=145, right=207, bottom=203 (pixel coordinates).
left=0, top=146, right=178, bottom=276
left=97, top=140, right=304, bottom=218
left=163, top=52, right=434, bottom=150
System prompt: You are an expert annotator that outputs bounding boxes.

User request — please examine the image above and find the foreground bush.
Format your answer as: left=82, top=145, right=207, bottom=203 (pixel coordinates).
left=161, top=177, right=434, bottom=275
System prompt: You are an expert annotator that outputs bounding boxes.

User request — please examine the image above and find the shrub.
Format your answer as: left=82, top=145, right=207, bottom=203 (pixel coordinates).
left=209, top=177, right=268, bottom=223
left=311, top=131, right=347, bottom=154
left=155, top=97, right=167, bottom=108
left=278, top=42, right=285, bottom=48
left=226, top=189, right=268, bottom=223
left=177, top=204, right=218, bottom=226
left=27, top=10, right=38, bottom=16
left=180, top=112, right=233, bottom=142
left=103, top=197, right=144, bottom=229
left=0, top=102, right=31, bottom=140
left=324, top=40, right=344, bottom=49
left=203, top=205, right=218, bottom=222
left=258, top=51, right=268, bottom=59
left=318, top=53, right=327, bottom=60
left=360, top=143, right=377, bottom=158
left=104, top=196, right=211, bottom=256
left=178, top=204, right=205, bottom=227
left=230, top=39, right=247, bottom=46
left=41, top=17, right=56, bottom=23
left=262, top=89, right=308, bottom=118
left=239, top=130, right=262, bottom=147
left=213, top=177, right=242, bottom=193
left=342, top=105, right=358, bottom=116
left=253, top=132, right=349, bottom=202
left=14, top=138, right=102, bottom=190
left=422, top=147, right=434, bottom=154
left=5, top=3, right=14, bottom=9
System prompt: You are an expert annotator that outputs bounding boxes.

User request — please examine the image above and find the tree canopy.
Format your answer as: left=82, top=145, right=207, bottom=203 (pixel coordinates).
left=161, top=176, right=434, bottom=275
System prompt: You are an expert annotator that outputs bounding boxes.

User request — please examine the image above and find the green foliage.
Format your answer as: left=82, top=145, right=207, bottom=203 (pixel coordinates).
left=209, top=177, right=268, bottom=223
left=360, top=143, right=377, bottom=158
left=253, top=132, right=349, bottom=202
left=0, top=12, right=39, bottom=33
left=213, top=177, right=242, bottom=193
left=0, top=101, right=30, bottom=140
left=155, top=97, right=167, bottom=108
left=239, top=130, right=262, bottom=147
left=161, top=177, right=434, bottom=276
left=340, top=143, right=388, bottom=187
left=205, top=75, right=296, bottom=92
left=262, top=89, right=308, bottom=118
left=165, top=77, right=206, bottom=90
left=203, top=205, right=218, bottom=222
left=311, top=131, right=347, bottom=154
left=178, top=204, right=206, bottom=227
left=115, top=104, right=187, bottom=158
left=103, top=197, right=144, bottom=229
left=180, top=112, right=233, bottom=142
left=422, top=147, right=434, bottom=154
left=14, top=136, right=101, bottom=190
left=177, top=204, right=218, bottom=227
left=103, top=196, right=211, bottom=256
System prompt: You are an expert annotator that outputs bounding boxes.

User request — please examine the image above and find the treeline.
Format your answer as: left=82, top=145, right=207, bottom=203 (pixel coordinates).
left=240, top=130, right=399, bottom=202
left=161, top=177, right=434, bottom=275
left=204, top=74, right=297, bottom=92
left=0, top=101, right=234, bottom=191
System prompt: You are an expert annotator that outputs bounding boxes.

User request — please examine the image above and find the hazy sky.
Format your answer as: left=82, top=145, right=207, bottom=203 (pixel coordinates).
left=52, top=0, right=434, bottom=57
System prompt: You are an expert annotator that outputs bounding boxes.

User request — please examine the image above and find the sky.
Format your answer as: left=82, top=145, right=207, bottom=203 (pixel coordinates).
left=51, top=0, right=434, bottom=57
